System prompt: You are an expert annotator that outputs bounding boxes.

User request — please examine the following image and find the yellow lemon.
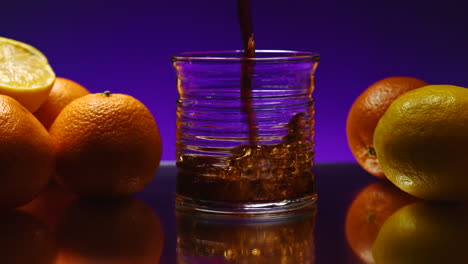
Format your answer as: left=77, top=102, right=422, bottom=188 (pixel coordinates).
left=373, top=85, right=468, bottom=201
left=0, top=36, right=55, bottom=112
left=372, top=202, right=468, bottom=264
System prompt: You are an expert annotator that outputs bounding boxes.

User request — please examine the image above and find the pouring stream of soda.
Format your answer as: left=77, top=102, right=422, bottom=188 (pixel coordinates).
left=237, top=0, right=258, bottom=146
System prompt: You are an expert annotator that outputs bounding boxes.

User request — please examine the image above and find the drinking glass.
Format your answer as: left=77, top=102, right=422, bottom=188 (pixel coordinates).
left=173, top=50, right=319, bottom=214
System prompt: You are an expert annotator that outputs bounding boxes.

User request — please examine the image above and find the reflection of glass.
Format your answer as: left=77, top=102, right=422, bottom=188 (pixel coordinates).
left=0, top=210, right=57, bottom=264
left=344, top=181, right=417, bottom=264
left=55, top=197, right=164, bottom=264
left=173, top=50, right=320, bottom=214
left=176, top=207, right=316, bottom=263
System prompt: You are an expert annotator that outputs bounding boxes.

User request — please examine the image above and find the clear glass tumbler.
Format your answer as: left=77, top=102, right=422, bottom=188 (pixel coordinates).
left=173, top=50, right=320, bottom=214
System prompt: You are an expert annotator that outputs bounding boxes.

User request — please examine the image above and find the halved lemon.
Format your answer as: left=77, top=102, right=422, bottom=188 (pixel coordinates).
left=0, top=36, right=55, bottom=112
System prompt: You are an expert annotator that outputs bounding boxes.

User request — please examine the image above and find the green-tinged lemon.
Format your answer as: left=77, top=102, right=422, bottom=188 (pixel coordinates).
left=373, top=85, right=468, bottom=201
left=372, top=202, right=468, bottom=264
left=0, top=36, right=55, bottom=112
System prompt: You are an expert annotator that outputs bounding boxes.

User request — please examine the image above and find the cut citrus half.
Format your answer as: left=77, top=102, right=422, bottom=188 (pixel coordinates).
left=0, top=36, right=55, bottom=112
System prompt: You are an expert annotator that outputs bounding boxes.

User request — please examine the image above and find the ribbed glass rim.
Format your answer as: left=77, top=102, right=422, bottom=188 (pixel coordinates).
left=172, top=50, right=320, bottom=63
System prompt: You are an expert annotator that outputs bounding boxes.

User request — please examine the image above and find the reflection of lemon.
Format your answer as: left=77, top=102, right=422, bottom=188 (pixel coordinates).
left=372, top=202, right=468, bottom=264
left=374, top=85, right=468, bottom=201
left=345, top=181, right=417, bottom=264
left=0, top=36, right=55, bottom=112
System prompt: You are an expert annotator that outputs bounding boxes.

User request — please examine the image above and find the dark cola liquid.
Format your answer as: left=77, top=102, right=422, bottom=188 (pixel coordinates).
left=238, top=0, right=257, bottom=145
left=177, top=112, right=315, bottom=202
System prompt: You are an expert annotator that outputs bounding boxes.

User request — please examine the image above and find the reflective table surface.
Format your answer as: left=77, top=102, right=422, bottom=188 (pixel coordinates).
left=139, top=162, right=373, bottom=263
left=5, top=162, right=464, bottom=263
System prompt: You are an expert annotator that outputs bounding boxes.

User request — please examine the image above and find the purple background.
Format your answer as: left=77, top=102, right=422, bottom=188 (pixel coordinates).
left=3, top=0, right=467, bottom=162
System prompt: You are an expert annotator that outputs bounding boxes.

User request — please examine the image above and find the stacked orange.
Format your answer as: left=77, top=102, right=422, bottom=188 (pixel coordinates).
left=346, top=76, right=428, bottom=178
left=347, top=75, right=468, bottom=201
left=347, top=76, right=468, bottom=262
left=0, top=36, right=162, bottom=209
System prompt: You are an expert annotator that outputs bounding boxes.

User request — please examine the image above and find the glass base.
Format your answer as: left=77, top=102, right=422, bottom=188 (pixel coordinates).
left=175, top=193, right=317, bottom=215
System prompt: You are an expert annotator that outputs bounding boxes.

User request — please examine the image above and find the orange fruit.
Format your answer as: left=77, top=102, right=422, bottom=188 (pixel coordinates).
left=49, top=91, right=162, bottom=197
left=374, top=85, right=468, bottom=201
left=34, top=77, right=90, bottom=130
left=0, top=95, right=55, bottom=209
left=55, top=197, right=164, bottom=264
left=345, top=181, right=417, bottom=264
left=346, top=76, right=428, bottom=178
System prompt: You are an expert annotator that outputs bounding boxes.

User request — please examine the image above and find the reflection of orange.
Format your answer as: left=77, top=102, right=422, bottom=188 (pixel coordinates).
left=0, top=210, right=57, bottom=264
left=345, top=181, right=417, bottom=264
left=18, top=183, right=78, bottom=233
left=49, top=92, right=162, bottom=197
left=346, top=76, right=428, bottom=178
left=56, top=197, right=164, bottom=264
